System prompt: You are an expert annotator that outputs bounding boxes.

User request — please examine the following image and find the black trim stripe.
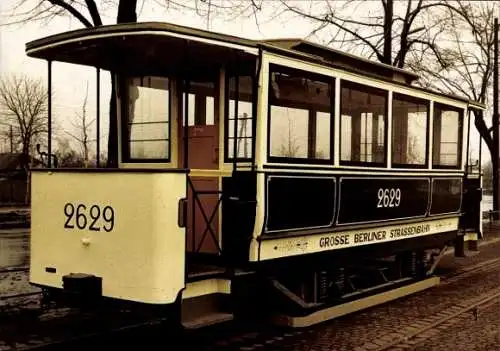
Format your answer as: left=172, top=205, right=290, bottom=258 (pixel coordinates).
left=260, top=164, right=464, bottom=174
left=31, top=168, right=189, bottom=173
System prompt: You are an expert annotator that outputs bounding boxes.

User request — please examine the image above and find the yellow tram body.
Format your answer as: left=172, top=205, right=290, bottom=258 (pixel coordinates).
left=30, top=171, right=187, bottom=304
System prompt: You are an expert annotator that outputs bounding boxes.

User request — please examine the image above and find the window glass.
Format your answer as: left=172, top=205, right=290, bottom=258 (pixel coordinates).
left=340, top=81, right=387, bottom=164
left=126, top=76, right=170, bottom=160
left=182, top=81, right=216, bottom=126
left=392, top=93, right=428, bottom=167
left=226, top=75, right=253, bottom=160
left=433, top=103, right=462, bottom=168
left=268, top=65, right=332, bottom=161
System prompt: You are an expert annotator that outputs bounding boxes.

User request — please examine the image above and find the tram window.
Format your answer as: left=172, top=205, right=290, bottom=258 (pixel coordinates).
left=340, top=81, right=387, bottom=165
left=125, top=76, right=170, bottom=161
left=182, top=81, right=216, bottom=126
left=392, top=93, right=429, bottom=167
left=433, top=103, right=463, bottom=168
left=268, top=64, right=332, bottom=162
left=226, top=75, right=253, bottom=160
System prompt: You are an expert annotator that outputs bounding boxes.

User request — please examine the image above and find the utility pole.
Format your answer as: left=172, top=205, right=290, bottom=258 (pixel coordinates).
left=494, top=17, right=499, bottom=219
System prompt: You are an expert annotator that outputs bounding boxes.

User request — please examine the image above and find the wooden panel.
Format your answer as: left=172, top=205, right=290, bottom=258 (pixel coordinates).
left=187, top=176, right=220, bottom=254
left=179, top=125, right=219, bottom=170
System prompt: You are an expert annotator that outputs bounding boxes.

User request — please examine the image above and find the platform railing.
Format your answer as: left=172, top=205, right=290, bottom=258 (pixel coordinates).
left=187, top=177, right=224, bottom=255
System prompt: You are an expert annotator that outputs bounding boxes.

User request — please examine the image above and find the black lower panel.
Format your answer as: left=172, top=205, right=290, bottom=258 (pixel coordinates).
left=265, top=175, right=336, bottom=232
left=337, top=177, right=429, bottom=224
left=430, top=178, right=462, bottom=215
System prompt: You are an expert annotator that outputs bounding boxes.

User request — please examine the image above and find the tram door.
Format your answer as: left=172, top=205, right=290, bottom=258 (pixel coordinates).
left=179, top=76, right=222, bottom=256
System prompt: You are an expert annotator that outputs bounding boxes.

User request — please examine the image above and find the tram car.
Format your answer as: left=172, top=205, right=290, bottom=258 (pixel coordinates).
left=25, top=22, right=484, bottom=328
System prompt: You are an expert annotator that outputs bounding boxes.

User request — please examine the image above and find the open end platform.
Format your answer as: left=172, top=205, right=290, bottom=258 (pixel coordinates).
left=270, top=276, right=440, bottom=328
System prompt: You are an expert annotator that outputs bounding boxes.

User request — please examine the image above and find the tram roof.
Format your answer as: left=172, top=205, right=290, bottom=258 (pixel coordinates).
left=25, top=21, right=485, bottom=110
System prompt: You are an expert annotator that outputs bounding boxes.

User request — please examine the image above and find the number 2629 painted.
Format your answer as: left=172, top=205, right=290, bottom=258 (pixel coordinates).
left=377, top=188, right=401, bottom=208
left=64, top=203, right=115, bottom=232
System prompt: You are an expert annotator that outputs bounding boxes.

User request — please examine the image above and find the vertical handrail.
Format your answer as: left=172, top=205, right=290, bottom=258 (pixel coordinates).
left=96, top=67, right=100, bottom=167
left=47, top=60, right=52, bottom=168
left=183, top=78, right=190, bottom=169
left=191, top=182, right=196, bottom=253
left=232, top=75, right=239, bottom=172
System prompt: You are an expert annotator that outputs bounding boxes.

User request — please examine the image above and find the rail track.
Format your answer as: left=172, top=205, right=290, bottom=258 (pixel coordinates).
left=0, top=265, right=41, bottom=315
left=371, top=286, right=500, bottom=350
left=1, top=255, right=500, bottom=350
left=0, top=266, right=29, bottom=274
left=440, top=257, right=500, bottom=284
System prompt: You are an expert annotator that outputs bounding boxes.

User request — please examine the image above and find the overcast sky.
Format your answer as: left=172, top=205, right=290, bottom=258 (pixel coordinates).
left=0, top=0, right=485, bottom=164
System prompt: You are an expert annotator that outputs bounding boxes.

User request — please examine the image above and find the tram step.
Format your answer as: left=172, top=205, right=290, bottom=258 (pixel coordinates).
left=181, top=291, right=233, bottom=330
left=182, top=312, right=234, bottom=329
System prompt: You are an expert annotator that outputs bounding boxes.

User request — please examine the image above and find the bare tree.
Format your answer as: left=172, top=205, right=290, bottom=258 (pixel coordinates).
left=0, top=74, right=48, bottom=172
left=277, top=115, right=301, bottom=157
left=3, top=0, right=139, bottom=168
left=54, top=137, right=86, bottom=168
left=274, top=0, right=456, bottom=68
left=66, top=81, right=95, bottom=167
left=408, top=1, right=498, bottom=157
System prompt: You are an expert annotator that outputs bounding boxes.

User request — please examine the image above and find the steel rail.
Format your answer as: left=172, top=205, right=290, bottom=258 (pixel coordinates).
left=374, top=286, right=500, bottom=351
left=440, top=257, right=500, bottom=284
left=0, top=291, right=41, bottom=301
left=0, top=266, right=29, bottom=274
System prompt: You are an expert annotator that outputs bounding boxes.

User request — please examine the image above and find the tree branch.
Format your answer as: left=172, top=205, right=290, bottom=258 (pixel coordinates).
left=47, top=0, right=93, bottom=27
left=84, top=0, right=102, bottom=26
left=279, top=0, right=385, bottom=62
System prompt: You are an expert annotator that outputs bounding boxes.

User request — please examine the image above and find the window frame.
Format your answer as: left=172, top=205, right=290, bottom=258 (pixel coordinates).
left=339, top=79, right=389, bottom=167
left=391, top=92, right=430, bottom=169
left=432, top=102, right=464, bottom=170
left=120, top=75, right=172, bottom=164
left=224, top=73, right=255, bottom=163
left=266, top=63, right=335, bottom=165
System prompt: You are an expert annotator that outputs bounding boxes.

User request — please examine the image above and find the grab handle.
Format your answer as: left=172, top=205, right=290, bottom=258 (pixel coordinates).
left=178, top=198, right=187, bottom=228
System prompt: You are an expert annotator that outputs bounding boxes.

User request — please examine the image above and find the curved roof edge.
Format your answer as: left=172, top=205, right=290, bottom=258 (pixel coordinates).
left=24, top=21, right=486, bottom=110
left=26, top=21, right=418, bottom=82
left=26, top=21, right=257, bottom=53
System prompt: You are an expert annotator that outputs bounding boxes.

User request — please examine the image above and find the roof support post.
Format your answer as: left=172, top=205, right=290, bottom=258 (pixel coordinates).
left=96, top=67, right=100, bottom=167
left=183, top=78, right=190, bottom=169
left=47, top=60, right=52, bottom=168
left=232, top=74, right=239, bottom=172
left=252, top=47, right=262, bottom=170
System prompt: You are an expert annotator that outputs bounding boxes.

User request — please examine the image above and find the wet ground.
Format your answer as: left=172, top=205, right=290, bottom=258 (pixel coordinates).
left=0, top=229, right=29, bottom=269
